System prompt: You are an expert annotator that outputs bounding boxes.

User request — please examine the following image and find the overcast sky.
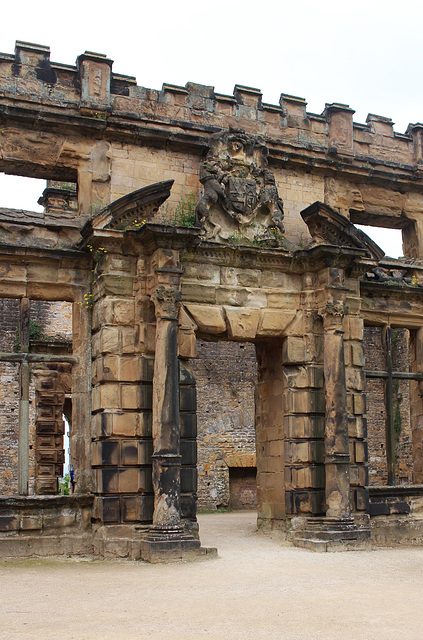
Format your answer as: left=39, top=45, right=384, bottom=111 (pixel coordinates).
left=2, top=0, right=421, bottom=257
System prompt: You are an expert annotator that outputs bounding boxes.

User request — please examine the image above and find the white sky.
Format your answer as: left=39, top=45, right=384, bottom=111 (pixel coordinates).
left=1, top=0, right=421, bottom=258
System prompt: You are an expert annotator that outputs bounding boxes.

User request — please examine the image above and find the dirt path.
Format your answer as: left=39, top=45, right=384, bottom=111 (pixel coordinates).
left=1, top=511, right=423, bottom=640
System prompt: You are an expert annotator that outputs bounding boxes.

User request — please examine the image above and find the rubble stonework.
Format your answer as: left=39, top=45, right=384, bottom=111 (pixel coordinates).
left=1, top=40, right=423, bottom=558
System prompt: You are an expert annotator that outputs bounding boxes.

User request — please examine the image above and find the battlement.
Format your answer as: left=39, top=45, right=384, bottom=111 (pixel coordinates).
left=0, top=40, right=423, bottom=174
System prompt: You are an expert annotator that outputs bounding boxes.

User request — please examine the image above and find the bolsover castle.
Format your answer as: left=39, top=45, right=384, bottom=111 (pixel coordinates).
left=1, top=40, right=423, bottom=560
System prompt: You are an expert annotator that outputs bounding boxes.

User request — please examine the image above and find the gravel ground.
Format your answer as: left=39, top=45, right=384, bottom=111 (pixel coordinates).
left=1, top=511, right=423, bottom=640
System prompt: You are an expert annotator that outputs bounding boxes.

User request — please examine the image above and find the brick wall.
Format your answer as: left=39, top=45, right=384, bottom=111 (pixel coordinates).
left=364, top=326, right=413, bottom=485
left=192, top=340, right=257, bottom=510
left=0, top=299, right=72, bottom=496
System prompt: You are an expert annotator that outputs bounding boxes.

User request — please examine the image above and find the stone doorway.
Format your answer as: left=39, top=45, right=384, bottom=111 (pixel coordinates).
left=228, top=466, right=257, bottom=510
left=190, top=340, right=258, bottom=512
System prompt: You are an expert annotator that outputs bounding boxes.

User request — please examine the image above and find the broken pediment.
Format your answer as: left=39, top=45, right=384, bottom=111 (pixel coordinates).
left=300, top=201, right=384, bottom=261
left=82, top=180, right=174, bottom=235
left=195, top=127, right=285, bottom=246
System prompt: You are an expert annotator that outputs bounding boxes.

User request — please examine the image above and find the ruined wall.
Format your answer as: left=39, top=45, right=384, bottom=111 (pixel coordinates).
left=3, top=42, right=423, bottom=257
left=364, top=326, right=413, bottom=485
left=0, top=298, right=72, bottom=496
left=192, top=339, right=257, bottom=510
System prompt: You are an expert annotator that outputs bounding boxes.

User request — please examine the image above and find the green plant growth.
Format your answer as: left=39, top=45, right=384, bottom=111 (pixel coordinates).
left=59, top=473, right=70, bottom=495
left=173, top=193, right=197, bottom=227
left=155, top=193, right=198, bottom=227
left=14, top=320, right=41, bottom=351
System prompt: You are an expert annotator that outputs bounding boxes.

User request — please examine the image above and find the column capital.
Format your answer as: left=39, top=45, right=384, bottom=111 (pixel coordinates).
left=151, top=285, right=181, bottom=320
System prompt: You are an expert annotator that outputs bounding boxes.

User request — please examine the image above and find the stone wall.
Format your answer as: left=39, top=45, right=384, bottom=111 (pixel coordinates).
left=192, top=340, right=257, bottom=510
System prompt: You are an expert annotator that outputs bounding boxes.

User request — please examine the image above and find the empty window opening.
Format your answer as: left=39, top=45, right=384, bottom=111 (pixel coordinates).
left=355, top=225, right=403, bottom=259
left=0, top=173, right=45, bottom=212
left=0, top=298, right=73, bottom=496
left=364, top=326, right=418, bottom=486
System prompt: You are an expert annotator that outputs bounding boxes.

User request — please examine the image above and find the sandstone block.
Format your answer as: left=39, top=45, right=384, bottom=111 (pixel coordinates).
left=111, top=412, right=138, bottom=437
left=353, top=394, right=366, bottom=415
left=182, top=282, right=216, bottom=304
left=224, top=307, right=260, bottom=340
left=185, top=303, right=226, bottom=334
left=99, top=383, right=121, bottom=409
left=282, top=337, right=306, bottom=364
left=113, top=300, right=135, bottom=325
left=100, top=326, right=120, bottom=354
left=120, top=357, right=141, bottom=382
left=20, top=516, right=42, bottom=530
left=352, top=344, right=365, bottom=367
left=121, top=384, right=140, bottom=409
left=257, top=309, right=297, bottom=337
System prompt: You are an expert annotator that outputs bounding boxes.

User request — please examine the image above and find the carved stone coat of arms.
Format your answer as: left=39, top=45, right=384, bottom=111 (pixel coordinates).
left=195, top=128, right=285, bottom=245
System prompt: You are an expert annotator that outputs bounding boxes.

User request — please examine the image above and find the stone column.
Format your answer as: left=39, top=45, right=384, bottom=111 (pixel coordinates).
left=141, top=251, right=200, bottom=561
left=149, top=284, right=183, bottom=535
left=323, top=303, right=351, bottom=517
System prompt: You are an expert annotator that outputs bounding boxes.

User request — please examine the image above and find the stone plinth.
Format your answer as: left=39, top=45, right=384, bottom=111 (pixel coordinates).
left=292, top=515, right=371, bottom=552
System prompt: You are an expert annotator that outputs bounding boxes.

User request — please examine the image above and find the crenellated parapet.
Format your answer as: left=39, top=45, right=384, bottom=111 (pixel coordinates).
left=0, top=40, right=421, bottom=175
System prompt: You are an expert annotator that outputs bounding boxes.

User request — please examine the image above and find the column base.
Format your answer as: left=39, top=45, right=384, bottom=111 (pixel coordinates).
left=140, top=525, right=216, bottom=563
left=292, top=515, right=371, bottom=552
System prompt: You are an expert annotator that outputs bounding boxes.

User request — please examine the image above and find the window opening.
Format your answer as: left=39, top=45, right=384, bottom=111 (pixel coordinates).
left=355, top=225, right=403, bottom=259
left=364, top=326, right=421, bottom=485
left=0, top=173, right=45, bottom=212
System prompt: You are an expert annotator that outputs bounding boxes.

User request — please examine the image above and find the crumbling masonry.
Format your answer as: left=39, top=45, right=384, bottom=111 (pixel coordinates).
left=1, top=40, right=423, bottom=558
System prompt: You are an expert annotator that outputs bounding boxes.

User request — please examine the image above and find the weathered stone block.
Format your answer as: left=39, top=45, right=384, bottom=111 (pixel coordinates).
left=181, top=440, right=197, bottom=465
left=180, top=413, right=197, bottom=438
left=99, top=383, right=121, bottom=409
left=137, top=440, right=153, bottom=465
left=353, top=393, right=366, bottom=415
left=137, top=411, right=152, bottom=437
left=224, top=307, right=261, bottom=340
left=121, top=441, right=138, bottom=466
left=185, top=303, right=226, bottom=334
left=113, top=300, right=135, bottom=325
left=257, top=309, right=297, bottom=337
left=180, top=386, right=196, bottom=412
left=99, top=496, right=120, bottom=523
left=352, top=344, right=365, bottom=367
left=282, top=337, right=306, bottom=364
left=20, top=516, right=42, bottom=530
left=91, top=440, right=119, bottom=466
left=121, top=327, right=135, bottom=353
left=182, top=283, right=216, bottom=304
left=100, top=326, right=120, bottom=354
left=349, top=317, right=364, bottom=340
left=118, top=468, right=139, bottom=492
left=0, top=516, right=19, bottom=531
left=120, top=357, right=141, bottom=382
left=121, top=384, right=140, bottom=409
left=287, top=389, right=325, bottom=414
left=354, top=440, right=367, bottom=463
left=181, top=467, right=197, bottom=493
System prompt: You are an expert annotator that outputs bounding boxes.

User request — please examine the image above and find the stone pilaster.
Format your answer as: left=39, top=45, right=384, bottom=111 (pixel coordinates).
left=323, top=302, right=350, bottom=517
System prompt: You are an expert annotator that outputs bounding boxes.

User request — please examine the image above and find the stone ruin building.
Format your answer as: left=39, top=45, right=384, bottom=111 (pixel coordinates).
left=1, top=40, right=423, bottom=560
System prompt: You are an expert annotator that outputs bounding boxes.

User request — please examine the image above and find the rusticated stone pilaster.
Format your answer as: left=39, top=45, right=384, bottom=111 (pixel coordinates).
left=323, top=302, right=350, bottom=517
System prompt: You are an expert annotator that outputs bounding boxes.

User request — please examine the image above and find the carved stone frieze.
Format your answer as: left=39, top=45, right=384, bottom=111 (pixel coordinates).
left=195, top=127, right=285, bottom=244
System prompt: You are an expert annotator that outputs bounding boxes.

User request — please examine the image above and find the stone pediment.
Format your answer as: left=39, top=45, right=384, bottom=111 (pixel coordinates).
left=84, top=180, right=174, bottom=233
left=301, top=201, right=384, bottom=260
